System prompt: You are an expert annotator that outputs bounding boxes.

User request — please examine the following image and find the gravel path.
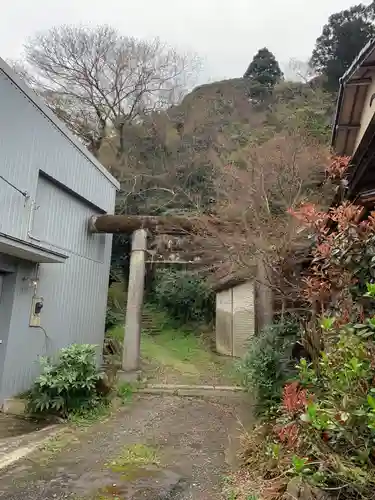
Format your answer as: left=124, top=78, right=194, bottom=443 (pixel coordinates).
left=0, top=394, right=252, bottom=500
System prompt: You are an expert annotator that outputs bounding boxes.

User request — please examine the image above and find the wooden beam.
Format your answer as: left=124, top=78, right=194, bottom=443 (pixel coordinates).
left=337, top=123, right=361, bottom=130
left=360, top=62, right=375, bottom=68
left=89, top=214, right=195, bottom=234
left=346, top=78, right=372, bottom=86
left=347, top=120, right=375, bottom=197
left=357, top=190, right=375, bottom=206
left=145, top=260, right=199, bottom=264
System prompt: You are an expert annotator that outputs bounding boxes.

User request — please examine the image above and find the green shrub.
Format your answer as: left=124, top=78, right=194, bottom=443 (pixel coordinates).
left=105, top=306, right=123, bottom=331
left=238, top=318, right=301, bottom=415
left=28, top=344, right=104, bottom=417
left=151, top=268, right=215, bottom=325
left=117, top=382, right=134, bottom=403
left=105, top=282, right=126, bottom=331
left=275, top=316, right=375, bottom=494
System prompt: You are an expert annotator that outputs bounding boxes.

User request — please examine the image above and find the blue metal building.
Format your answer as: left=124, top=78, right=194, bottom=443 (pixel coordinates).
left=0, top=58, right=119, bottom=406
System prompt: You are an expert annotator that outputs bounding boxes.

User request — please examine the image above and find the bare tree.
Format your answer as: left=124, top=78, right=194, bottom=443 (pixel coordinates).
left=190, top=132, right=334, bottom=301
left=284, top=59, right=317, bottom=83
left=15, top=25, right=201, bottom=157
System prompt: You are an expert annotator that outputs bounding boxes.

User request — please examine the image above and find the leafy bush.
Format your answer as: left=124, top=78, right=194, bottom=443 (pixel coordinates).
left=151, top=268, right=215, bottom=324
left=105, top=282, right=126, bottom=331
left=238, top=314, right=375, bottom=498
left=238, top=318, right=301, bottom=415
left=28, top=344, right=104, bottom=417
left=105, top=306, right=123, bottom=331
left=271, top=314, right=375, bottom=496
left=236, top=169, right=375, bottom=499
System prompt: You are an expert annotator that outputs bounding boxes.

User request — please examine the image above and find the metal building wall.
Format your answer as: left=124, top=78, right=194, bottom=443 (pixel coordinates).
left=0, top=245, right=112, bottom=400
left=0, top=62, right=117, bottom=401
left=0, top=66, right=117, bottom=243
left=0, top=159, right=114, bottom=401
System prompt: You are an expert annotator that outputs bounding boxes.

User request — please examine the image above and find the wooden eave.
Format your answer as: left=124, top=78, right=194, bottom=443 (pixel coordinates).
left=344, top=118, right=375, bottom=203
left=332, top=39, right=375, bottom=157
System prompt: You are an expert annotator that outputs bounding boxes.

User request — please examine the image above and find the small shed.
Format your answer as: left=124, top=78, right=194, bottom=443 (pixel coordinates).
left=214, top=277, right=256, bottom=358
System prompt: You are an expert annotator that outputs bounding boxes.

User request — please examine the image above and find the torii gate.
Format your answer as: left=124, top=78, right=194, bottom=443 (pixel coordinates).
left=89, top=213, right=273, bottom=375
left=88, top=214, right=199, bottom=376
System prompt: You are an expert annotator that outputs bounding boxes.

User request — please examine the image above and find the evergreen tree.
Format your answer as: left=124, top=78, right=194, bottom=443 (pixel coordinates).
left=310, top=3, right=375, bottom=92
left=244, top=48, right=283, bottom=97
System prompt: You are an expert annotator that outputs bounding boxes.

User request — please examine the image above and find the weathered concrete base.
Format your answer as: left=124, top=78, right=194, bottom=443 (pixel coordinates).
left=1, top=398, right=27, bottom=415
left=139, top=384, right=247, bottom=398
left=0, top=424, right=62, bottom=470
left=118, top=370, right=142, bottom=383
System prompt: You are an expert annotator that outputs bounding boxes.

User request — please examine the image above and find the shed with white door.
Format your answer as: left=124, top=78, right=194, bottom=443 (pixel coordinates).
left=215, top=278, right=256, bottom=358
left=0, top=57, right=119, bottom=407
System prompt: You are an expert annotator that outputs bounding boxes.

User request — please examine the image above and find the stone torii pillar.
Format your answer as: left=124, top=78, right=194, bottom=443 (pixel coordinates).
left=122, top=228, right=147, bottom=373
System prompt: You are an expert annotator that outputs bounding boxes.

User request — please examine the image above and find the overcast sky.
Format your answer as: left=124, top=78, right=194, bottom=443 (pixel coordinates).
left=0, top=0, right=368, bottom=84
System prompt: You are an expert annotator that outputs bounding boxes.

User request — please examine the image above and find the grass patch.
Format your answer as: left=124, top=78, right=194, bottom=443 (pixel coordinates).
left=142, top=330, right=211, bottom=374
left=107, top=306, right=239, bottom=385
left=106, top=443, right=160, bottom=480
left=141, top=328, right=240, bottom=385
left=34, top=428, right=80, bottom=465
left=68, top=402, right=112, bottom=427
left=108, top=443, right=159, bottom=470
left=116, top=382, right=134, bottom=403
left=107, top=321, right=213, bottom=379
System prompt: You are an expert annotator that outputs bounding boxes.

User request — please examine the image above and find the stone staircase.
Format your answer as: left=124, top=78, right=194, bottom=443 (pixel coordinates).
left=141, top=307, right=163, bottom=335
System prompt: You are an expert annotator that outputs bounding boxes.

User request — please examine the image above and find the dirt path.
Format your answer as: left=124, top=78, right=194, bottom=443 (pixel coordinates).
left=0, top=394, right=252, bottom=500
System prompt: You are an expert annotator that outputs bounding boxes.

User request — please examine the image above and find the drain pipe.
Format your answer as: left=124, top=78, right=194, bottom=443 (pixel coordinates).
left=27, top=199, right=40, bottom=242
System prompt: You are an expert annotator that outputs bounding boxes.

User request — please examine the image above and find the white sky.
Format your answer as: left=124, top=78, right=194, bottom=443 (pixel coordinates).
left=0, top=0, right=368, bottom=84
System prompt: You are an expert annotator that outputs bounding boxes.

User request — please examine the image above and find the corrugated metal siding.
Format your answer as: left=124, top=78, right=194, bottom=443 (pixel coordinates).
left=1, top=237, right=112, bottom=400
left=0, top=270, right=17, bottom=394
left=215, top=281, right=255, bottom=358
left=215, top=289, right=233, bottom=356
left=33, top=174, right=107, bottom=262
left=232, top=282, right=255, bottom=358
left=0, top=70, right=116, bottom=216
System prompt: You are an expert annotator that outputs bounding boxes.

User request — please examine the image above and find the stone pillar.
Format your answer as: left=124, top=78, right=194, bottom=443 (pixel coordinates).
left=122, top=229, right=147, bottom=372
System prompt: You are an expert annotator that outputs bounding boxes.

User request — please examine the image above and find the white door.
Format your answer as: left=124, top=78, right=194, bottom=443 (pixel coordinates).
left=232, top=282, right=255, bottom=358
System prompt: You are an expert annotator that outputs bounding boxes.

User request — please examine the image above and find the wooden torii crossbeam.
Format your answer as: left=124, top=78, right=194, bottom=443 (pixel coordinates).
left=89, top=214, right=196, bottom=235
left=88, top=213, right=235, bottom=236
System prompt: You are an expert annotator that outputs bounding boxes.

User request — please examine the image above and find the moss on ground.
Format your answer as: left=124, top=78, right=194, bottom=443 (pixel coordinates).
left=106, top=443, right=160, bottom=479
left=107, top=318, right=239, bottom=385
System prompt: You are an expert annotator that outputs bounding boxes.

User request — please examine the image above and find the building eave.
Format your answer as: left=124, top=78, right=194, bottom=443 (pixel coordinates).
left=331, top=38, right=375, bottom=156
left=0, top=233, right=69, bottom=264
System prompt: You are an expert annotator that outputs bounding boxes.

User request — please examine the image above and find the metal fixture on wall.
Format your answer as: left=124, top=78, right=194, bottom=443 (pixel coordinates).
left=0, top=175, right=29, bottom=199
left=27, top=199, right=41, bottom=242
left=22, top=264, right=40, bottom=293
left=29, top=296, right=44, bottom=327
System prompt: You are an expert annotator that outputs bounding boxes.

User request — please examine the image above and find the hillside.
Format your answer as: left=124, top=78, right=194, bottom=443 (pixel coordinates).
left=103, top=77, right=335, bottom=275
left=99, top=77, right=334, bottom=214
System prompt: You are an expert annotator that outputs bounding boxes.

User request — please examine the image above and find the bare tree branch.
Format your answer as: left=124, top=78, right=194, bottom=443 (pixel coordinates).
left=13, top=25, right=201, bottom=157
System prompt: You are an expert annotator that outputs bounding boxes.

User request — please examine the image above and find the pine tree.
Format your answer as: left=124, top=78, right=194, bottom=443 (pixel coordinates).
left=244, top=48, right=283, bottom=97
left=311, top=3, right=375, bottom=92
